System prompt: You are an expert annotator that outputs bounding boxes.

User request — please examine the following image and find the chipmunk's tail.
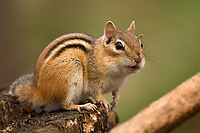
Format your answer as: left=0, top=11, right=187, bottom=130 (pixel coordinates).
left=9, top=74, right=35, bottom=103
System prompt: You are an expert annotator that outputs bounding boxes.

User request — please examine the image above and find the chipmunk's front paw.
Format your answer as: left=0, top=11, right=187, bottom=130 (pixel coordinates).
left=99, top=100, right=109, bottom=113
left=77, top=103, right=97, bottom=112
left=111, top=90, right=120, bottom=111
left=111, top=100, right=117, bottom=111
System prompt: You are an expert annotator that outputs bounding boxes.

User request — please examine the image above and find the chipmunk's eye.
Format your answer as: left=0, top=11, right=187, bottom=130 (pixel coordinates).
left=141, top=43, right=143, bottom=49
left=115, top=42, right=124, bottom=50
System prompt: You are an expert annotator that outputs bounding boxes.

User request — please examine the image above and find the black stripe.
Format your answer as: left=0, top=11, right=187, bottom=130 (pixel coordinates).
left=52, top=44, right=88, bottom=59
left=44, top=36, right=92, bottom=59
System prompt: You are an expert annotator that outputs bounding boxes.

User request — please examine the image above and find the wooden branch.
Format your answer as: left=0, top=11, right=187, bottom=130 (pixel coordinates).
left=110, top=72, right=200, bottom=133
left=0, top=91, right=118, bottom=132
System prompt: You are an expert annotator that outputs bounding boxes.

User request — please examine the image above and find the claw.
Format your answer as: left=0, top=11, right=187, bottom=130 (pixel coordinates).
left=76, top=103, right=97, bottom=112
left=112, top=91, right=115, bottom=96
left=110, top=101, right=116, bottom=111
left=111, top=90, right=120, bottom=111
left=100, top=100, right=109, bottom=113
left=77, top=106, right=81, bottom=112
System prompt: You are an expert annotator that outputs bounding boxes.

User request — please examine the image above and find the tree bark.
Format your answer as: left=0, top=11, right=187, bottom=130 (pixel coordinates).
left=110, top=72, right=200, bottom=133
left=0, top=91, right=118, bottom=132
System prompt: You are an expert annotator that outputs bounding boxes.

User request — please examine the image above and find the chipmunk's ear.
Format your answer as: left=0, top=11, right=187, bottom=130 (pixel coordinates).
left=139, top=34, right=144, bottom=38
left=128, top=20, right=135, bottom=33
left=104, top=21, right=118, bottom=42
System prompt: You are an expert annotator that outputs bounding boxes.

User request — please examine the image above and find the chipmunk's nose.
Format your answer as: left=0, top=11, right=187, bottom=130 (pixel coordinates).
left=134, top=53, right=142, bottom=63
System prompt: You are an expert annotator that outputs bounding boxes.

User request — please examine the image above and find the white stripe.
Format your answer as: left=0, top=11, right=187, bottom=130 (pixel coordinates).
left=45, top=39, right=91, bottom=63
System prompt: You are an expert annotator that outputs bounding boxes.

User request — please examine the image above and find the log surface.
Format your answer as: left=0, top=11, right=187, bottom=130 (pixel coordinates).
left=0, top=91, right=118, bottom=132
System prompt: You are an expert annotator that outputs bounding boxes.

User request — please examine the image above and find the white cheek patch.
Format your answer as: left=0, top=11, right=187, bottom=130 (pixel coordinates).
left=139, top=59, right=145, bottom=68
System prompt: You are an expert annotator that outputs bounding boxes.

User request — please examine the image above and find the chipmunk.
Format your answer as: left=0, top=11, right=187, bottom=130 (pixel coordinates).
left=9, top=20, right=145, bottom=113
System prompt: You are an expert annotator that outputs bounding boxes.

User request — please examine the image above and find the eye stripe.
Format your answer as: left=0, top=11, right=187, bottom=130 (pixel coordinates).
left=139, top=39, right=143, bottom=49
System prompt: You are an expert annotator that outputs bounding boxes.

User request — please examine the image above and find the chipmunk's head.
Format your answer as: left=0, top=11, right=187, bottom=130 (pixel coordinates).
left=102, top=20, right=145, bottom=75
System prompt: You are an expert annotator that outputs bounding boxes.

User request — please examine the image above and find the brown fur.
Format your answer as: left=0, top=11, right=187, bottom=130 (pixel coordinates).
left=10, top=21, right=145, bottom=112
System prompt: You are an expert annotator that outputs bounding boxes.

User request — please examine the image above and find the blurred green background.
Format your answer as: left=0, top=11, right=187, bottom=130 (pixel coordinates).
left=0, top=1, right=200, bottom=132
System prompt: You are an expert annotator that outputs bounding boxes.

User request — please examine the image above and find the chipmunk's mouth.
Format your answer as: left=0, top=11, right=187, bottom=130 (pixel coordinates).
left=127, top=65, right=141, bottom=72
